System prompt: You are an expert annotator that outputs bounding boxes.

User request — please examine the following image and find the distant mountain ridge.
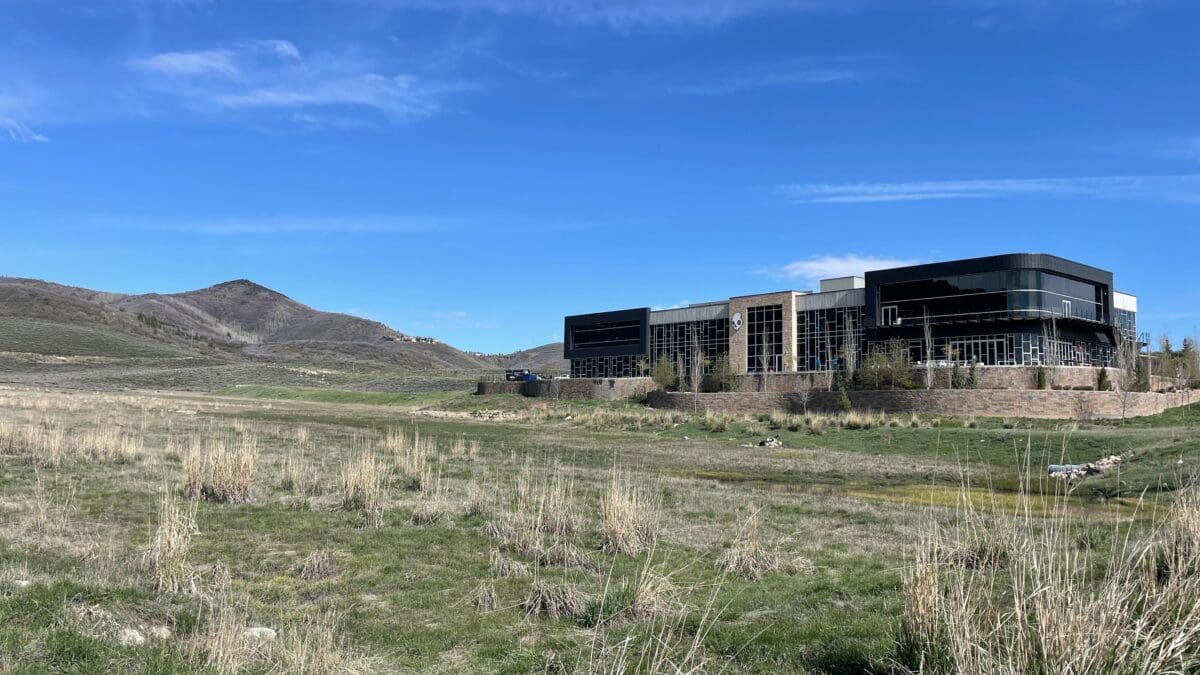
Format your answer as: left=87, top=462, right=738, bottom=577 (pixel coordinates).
left=0, top=276, right=565, bottom=372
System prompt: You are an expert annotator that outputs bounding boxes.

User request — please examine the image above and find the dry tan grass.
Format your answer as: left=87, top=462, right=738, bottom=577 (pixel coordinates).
left=601, top=469, right=661, bottom=555
left=522, top=579, right=588, bottom=620
left=277, top=613, right=361, bottom=674
left=716, top=511, right=812, bottom=580
left=77, top=427, right=142, bottom=463
left=472, top=581, right=498, bottom=612
left=181, top=435, right=259, bottom=504
left=898, top=487, right=1200, bottom=674
left=388, top=428, right=433, bottom=491
left=341, top=449, right=384, bottom=528
left=143, top=489, right=198, bottom=594
left=489, top=549, right=531, bottom=578
left=297, top=550, right=339, bottom=581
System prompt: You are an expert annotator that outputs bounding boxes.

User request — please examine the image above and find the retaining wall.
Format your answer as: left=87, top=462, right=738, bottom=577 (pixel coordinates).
left=647, top=388, right=1196, bottom=420
left=476, top=377, right=657, bottom=401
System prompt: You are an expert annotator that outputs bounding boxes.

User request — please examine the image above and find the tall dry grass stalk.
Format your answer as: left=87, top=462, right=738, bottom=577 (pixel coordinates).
left=341, top=449, right=384, bottom=528
left=144, top=489, right=198, bottom=594
left=387, top=428, right=433, bottom=491
left=181, top=435, right=259, bottom=503
left=601, top=469, right=661, bottom=555
left=899, top=477, right=1200, bottom=674
left=77, top=427, right=142, bottom=463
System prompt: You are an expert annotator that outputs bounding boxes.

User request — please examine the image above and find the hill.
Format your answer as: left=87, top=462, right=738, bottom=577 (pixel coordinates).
left=0, top=276, right=560, bottom=390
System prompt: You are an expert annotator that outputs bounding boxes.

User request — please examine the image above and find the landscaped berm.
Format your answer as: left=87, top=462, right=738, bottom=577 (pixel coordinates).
left=0, top=383, right=1198, bottom=673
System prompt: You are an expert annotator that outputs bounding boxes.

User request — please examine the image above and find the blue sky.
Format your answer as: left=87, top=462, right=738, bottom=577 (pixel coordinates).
left=2, top=0, right=1198, bottom=353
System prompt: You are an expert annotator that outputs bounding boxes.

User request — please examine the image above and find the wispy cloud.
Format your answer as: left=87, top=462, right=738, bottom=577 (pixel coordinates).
left=1, top=118, right=48, bottom=143
left=780, top=174, right=1200, bottom=204
left=668, top=62, right=868, bottom=96
left=129, top=40, right=477, bottom=125
left=772, top=254, right=922, bottom=284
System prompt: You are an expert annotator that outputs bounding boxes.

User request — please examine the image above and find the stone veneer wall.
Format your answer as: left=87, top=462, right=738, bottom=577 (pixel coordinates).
left=732, top=366, right=1178, bottom=393
left=476, top=377, right=657, bottom=401
left=647, top=388, right=1196, bottom=420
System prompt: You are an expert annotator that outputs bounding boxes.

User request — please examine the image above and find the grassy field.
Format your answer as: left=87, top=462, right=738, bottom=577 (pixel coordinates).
left=0, top=384, right=1197, bottom=673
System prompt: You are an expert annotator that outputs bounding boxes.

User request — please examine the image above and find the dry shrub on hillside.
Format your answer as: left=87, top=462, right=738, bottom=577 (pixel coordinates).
left=473, top=581, right=498, bottom=612
left=143, top=490, right=198, bottom=594
left=341, top=450, right=384, bottom=528
left=601, top=469, right=662, bottom=555
left=899, top=487, right=1200, bottom=674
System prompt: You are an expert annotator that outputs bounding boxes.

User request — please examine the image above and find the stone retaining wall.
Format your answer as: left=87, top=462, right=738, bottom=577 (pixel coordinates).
left=476, top=377, right=657, bottom=401
left=647, top=388, right=1196, bottom=420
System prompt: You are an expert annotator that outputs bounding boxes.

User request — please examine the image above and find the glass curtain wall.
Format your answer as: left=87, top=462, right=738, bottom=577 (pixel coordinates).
left=746, top=305, right=783, bottom=372
left=796, top=306, right=863, bottom=372
left=877, top=271, right=1106, bottom=326
left=648, top=319, right=729, bottom=375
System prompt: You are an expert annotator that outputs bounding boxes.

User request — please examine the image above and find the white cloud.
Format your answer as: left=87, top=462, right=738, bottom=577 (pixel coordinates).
left=780, top=174, right=1200, bottom=203
left=129, top=40, right=474, bottom=124
left=1, top=118, right=47, bottom=143
left=777, top=254, right=922, bottom=283
left=130, top=49, right=241, bottom=78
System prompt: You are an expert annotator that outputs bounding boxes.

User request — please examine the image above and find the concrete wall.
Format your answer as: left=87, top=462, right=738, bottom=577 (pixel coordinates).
left=476, top=377, right=657, bottom=401
left=647, top=388, right=1195, bottom=420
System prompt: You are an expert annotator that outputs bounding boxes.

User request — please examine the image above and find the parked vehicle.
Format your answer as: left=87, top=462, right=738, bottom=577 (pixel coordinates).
left=504, top=369, right=543, bottom=382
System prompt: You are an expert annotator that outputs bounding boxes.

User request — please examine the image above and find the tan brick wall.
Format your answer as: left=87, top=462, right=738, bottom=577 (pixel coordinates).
left=477, top=378, right=658, bottom=401
left=728, top=291, right=798, bottom=375
left=647, top=388, right=1196, bottom=420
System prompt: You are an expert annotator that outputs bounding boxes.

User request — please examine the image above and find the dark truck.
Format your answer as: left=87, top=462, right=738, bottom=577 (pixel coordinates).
left=504, top=369, right=543, bottom=382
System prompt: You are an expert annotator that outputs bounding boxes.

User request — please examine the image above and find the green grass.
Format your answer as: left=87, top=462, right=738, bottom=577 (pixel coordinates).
left=0, top=387, right=1195, bottom=673
left=215, top=384, right=464, bottom=407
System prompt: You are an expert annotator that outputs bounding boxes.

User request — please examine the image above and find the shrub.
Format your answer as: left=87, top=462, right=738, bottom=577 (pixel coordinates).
left=650, top=353, right=678, bottom=391
left=1097, top=367, right=1111, bottom=391
left=1037, top=366, right=1048, bottom=389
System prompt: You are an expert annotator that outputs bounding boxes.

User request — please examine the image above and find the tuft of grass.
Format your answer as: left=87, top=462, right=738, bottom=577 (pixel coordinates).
left=489, top=549, right=531, bottom=578
left=341, top=449, right=384, bottom=528
left=716, top=511, right=813, bottom=580
left=523, top=579, right=588, bottom=620
left=143, top=489, right=198, bottom=594
left=183, top=435, right=259, bottom=504
left=600, top=469, right=661, bottom=556
left=297, top=550, right=339, bottom=581
left=473, top=581, right=498, bottom=612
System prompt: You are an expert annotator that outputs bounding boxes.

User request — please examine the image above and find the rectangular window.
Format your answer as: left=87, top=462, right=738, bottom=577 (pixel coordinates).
left=746, top=304, right=783, bottom=372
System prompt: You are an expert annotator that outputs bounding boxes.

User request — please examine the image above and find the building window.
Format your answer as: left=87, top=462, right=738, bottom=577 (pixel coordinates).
left=649, top=319, right=729, bottom=376
left=796, top=306, right=863, bottom=372
left=746, top=304, right=782, bottom=372
left=569, top=355, right=642, bottom=378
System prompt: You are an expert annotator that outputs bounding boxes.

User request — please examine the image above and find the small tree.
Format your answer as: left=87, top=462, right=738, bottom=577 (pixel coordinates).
left=1097, top=367, right=1111, bottom=391
left=966, top=360, right=978, bottom=389
left=837, top=383, right=852, bottom=411
left=707, top=353, right=737, bottom=392
left=795, top=376, right=814, bottom=414
left=922, top=307, right=934, bottom=389
left=688, top=332, right=706, bottom=396
left=650, top=352, right=677, bottom=390
left=1036, top=366, right=1047, bottom=390
left=950, top=363, right=964, bottom=389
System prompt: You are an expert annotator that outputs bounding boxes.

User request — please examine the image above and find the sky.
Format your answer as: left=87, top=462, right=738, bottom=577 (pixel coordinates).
left=1, top=0, right=1198, bottom=354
